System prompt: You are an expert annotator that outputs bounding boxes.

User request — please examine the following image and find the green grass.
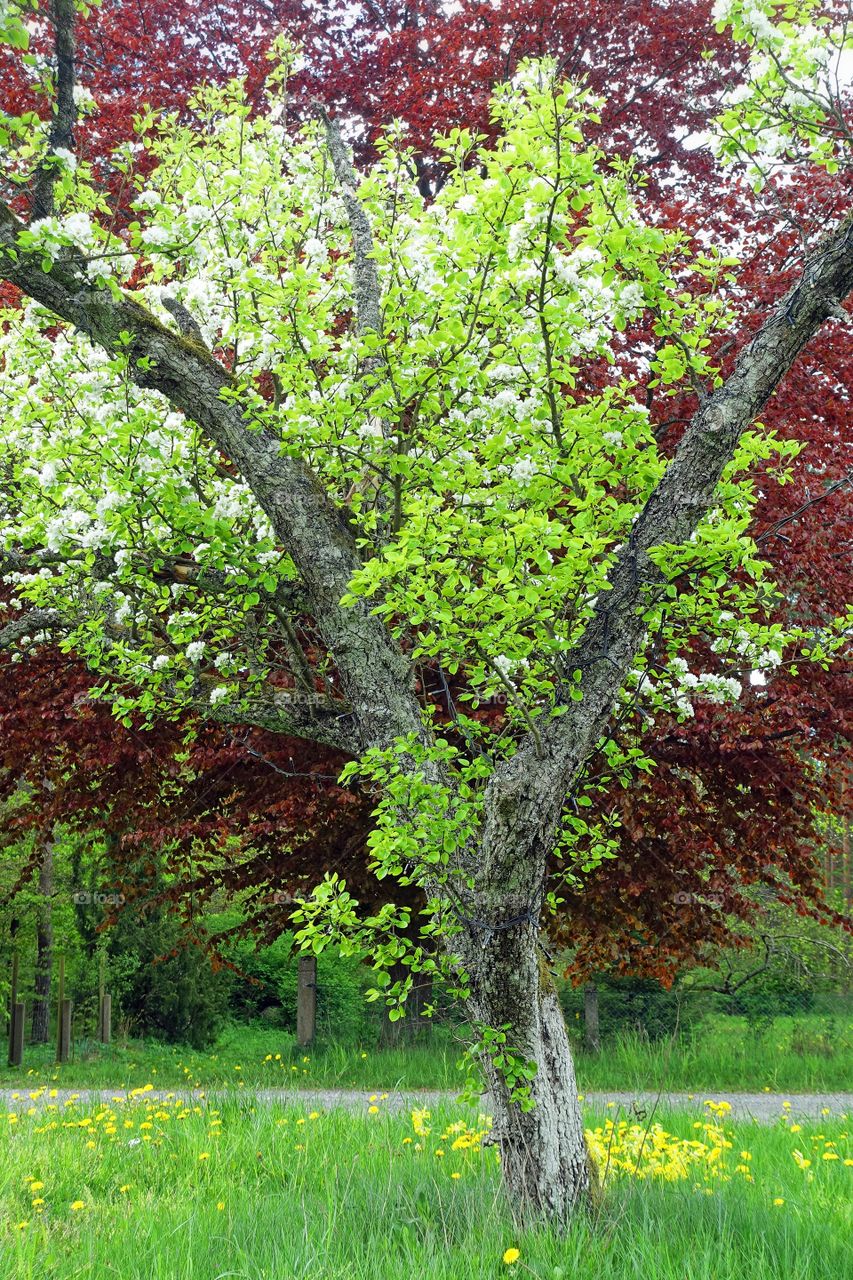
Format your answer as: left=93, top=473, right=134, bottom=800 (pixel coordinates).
left=570, top=1013, right=853, bottom=1092
left=3, top=1013, right=851, bottom=1094
left=0, top=1023, right=463, bottom=1092
left=0, top=1092, right=850, bottom=1279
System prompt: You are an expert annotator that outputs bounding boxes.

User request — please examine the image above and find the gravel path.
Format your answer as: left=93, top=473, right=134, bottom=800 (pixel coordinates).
left=2, top=1087, right=851, bottom=1122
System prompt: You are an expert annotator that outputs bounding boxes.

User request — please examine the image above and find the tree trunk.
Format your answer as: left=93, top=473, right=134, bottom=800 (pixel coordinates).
left=469, top=924, right=591, bottom=1219
left=584, top=982, right=601, bottom=1054
left=31, top=840, right=54, bottom=1044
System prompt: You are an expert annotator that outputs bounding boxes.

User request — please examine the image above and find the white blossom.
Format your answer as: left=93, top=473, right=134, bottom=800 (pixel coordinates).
left=52, top=146, right=77, bottom=171
left=72, top=84, right=96, bottom=110
left=510, top=456, right=537, bottom=485
left=141, top=225, right=174, bottom=248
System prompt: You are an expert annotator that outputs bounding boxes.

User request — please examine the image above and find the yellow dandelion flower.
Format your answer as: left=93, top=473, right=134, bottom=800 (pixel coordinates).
left=30, top=1181, right=44, bottom=1192
left=16, top=1221, right=29, bottom=1230
left=773, top=1198, right=785, bottom=1207
left=119, top=1185, right=131, bottom=1193
left=451, top=1172, right=461, bottom=1180
left=199, top=1152, right=210, bottom=1161
left=31, top=1198, right=45, bottom=1207
left=503, top=1247, right=520, bottom=1265
left=368, top=1105, right=379, bottom=1114
left=308, top=1111, right=320, bottom=1121
left=70, top=1200, right=86, bottom=1212
left=217, top=1201, right=225, bottom=1211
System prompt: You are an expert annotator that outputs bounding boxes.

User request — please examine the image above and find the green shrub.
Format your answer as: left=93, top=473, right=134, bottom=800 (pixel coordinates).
left=560, top=976, right=704, bottom=1042
left=106, top=908, right=232, bottom=1048
left=725, top=970, right=815, bottom=1027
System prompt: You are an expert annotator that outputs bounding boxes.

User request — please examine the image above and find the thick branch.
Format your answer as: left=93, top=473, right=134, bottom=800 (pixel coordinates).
left=206, top=689, right=357, bottom=754
left=0, top=203, right=428, bottom=759
left=481, top=210, right=853, bottom=883
left=0, top=608, right=64, bottom=649
left=317, top=106, right=383, bottom=345
left=31, top=0, right=78, bottom=222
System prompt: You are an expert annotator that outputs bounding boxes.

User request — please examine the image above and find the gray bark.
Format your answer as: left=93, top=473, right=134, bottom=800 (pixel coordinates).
left=474, top=929, right=592, bottom=1216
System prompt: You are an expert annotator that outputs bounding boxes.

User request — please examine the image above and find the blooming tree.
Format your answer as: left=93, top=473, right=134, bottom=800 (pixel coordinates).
left=1, top=1, right=852, bottom=1216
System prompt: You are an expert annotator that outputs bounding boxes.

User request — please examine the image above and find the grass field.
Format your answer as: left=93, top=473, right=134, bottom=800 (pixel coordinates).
left=1, top=1089, right=850, bottom=1279
left=2, top=1013, right=852, bottom=1094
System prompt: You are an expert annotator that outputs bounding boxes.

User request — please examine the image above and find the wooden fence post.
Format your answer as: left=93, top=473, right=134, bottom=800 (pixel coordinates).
left=97, top=951, right=111, bottom=1043
left=297, top=956, right=316, bottom=1046
left=9, top=1002, right=25, bottom=1068
left=56, top=954, right=66, bottom=1063
left=58, top=999, right=73, bottom=1064
left=7, top=950, right=19, bottom=1067
left=99, top=993, right=112, bottom=1044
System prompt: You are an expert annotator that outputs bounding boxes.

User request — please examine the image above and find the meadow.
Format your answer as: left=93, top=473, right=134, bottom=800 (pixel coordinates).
left=2, top=1012, right=852, bottom=1094
left=0, top=1088, right=850, bottom=1280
